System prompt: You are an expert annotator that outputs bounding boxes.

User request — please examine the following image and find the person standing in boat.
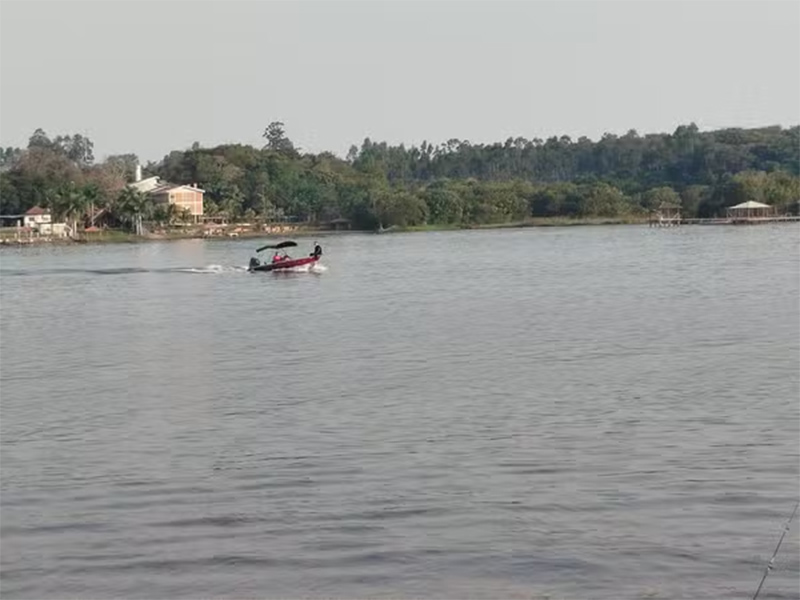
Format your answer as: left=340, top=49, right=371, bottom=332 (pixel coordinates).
left=311, top=242, right=322, bottom=258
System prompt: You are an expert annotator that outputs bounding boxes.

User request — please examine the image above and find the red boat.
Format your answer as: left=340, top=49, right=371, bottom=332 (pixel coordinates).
left=248, top=240, right=322, bottom=272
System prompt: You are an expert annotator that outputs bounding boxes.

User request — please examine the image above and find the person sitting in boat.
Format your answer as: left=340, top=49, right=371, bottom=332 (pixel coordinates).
left=272, top=251, right=283, bottom=263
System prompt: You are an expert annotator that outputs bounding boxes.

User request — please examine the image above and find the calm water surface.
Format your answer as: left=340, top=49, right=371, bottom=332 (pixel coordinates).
left=1, top=225, right=798, bottom=599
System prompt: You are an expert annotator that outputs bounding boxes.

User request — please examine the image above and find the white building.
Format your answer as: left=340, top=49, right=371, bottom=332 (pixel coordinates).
left=23, top=206, right=52, bottom=230
left=129, top=164, right=205, bottom=220
left=20, top=206, right=67, bottom=237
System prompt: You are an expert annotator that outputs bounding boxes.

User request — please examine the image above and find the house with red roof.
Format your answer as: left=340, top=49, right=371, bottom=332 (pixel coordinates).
left=23, top=206, right=52, bottom=230
left=18, top=206, right=67, bottom=236
left=0, top=206, right=68, bottom=239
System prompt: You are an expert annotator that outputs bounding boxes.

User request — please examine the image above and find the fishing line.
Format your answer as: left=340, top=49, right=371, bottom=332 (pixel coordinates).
left=752, top=498, right=800, bottom=600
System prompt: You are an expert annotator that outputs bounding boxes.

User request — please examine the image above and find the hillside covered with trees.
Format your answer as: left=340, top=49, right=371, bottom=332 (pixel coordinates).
left=1, top=122, right=798, bottom=231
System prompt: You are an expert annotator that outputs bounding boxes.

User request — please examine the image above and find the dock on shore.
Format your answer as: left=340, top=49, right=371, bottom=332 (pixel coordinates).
left=649, top=215, right=800, bottom=227
left=649, top=200, right=800, bottom=227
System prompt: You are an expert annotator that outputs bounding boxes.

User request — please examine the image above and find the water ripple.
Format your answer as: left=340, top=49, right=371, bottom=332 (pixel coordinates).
left=1, top=227, right=798, bottom=599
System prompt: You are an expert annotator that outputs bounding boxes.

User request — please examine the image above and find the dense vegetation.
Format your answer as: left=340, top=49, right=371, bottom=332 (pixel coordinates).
left=1, top=122, right=798, bottom=231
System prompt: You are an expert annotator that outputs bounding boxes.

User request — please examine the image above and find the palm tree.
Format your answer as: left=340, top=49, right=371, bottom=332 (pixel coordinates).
left=52, top=182, right=88, bottom=239
left=178, top=207, right=192, bottom=227
left=81, top=184, right=98, bottom=226
left=151, top=204, right=168, bottom=228
left=152, top=202, right=181, bottom=230
left=165, top=202, right=181, bottom=227
left=115, top=187, right=152, bottom=235
left=113, top=188, right=135, bottom=233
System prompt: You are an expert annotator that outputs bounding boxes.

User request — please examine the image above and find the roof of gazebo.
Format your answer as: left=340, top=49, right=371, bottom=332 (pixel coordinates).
left=729, top=201, right=772, bottom=210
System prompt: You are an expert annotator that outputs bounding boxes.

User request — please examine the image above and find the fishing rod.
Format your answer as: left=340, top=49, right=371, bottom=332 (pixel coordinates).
left=752, top=498, right=800, bottom=600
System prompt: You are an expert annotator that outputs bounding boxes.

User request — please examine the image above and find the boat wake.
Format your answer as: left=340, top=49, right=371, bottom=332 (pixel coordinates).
left=0, top=265, right=250, bottom=277
left=264, top=262, right=328, bottom=274
left=176, top=261, right=328, bottom=275
left=174, top=264, right=249, bottom=274
left=0, top=263, right=325, bottom=278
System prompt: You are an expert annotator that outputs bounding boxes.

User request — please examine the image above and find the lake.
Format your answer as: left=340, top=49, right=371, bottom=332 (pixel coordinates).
left=1, top=224, right=798, bottom=599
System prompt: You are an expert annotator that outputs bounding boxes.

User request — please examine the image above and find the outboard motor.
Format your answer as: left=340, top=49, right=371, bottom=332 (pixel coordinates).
left=248, top=257, right=260, bottom=270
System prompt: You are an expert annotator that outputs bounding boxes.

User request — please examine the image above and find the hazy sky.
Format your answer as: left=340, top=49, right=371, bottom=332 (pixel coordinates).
left=1, top=0, right=798, bottom=162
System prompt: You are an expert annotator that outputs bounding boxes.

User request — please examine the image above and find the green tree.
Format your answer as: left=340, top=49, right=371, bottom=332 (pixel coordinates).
left=104, top=154, right=139, bottom=182
left=0, top=172, right=22, bottom=214
left=731, top=170, right=768, bottom=203
left=530, top=183, right=581, bottom=217
left=578, top=183, right=630, bottom=217
left=54, top=134, right=95, bottom=166
left=764, top=170, right=800, bottom=214
left=642, top=186, right=681, bottom=210
left=422, top=182, right=464, bottom=224
left=152, top=202, right=181, bottom=227
left=374, top=189, right=429, bottom=228
left=680, top=185, right=710, bottom=218
left=262, top=121, right=296, bottom=154
left=27, top=128, right=52, bottom=150
left=4, top=123, right=799, bottom=231
left=0, top=147, right=23, bottom=170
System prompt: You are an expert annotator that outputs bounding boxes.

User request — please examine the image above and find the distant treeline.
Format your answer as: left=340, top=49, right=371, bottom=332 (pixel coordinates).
left=1, top=122, right=798, bottom=231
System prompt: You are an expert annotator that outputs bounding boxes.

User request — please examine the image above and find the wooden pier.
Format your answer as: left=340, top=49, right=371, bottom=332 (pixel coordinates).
left=680, top=216, right=800, bottom=226
left=649, top=215, right=800, bottom=226
left=649, top=200, right=800, bottom=227
left=648, top=203, right=682, bottom=227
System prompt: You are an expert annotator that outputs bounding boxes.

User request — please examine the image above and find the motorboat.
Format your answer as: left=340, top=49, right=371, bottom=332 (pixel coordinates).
left=248, top=240, right=322, bottom=272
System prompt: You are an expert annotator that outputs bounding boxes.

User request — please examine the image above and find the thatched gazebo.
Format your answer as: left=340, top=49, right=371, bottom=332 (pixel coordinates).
left=726, top=201, right=776, bottom=222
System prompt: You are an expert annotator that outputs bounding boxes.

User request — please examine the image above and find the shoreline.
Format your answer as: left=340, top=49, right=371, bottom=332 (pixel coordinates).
left=0, top=217, right=646, bottom=247
left=405, top=216, right=648, bottom=231
left=7, top=215, right=797, bottom=248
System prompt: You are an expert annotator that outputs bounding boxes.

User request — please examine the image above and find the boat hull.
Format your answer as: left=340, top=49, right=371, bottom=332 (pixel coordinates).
left=249, top=255, right=320, bottom=272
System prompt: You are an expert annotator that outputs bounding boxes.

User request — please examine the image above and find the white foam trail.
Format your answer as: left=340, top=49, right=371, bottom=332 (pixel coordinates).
left=283, top=264, right=312, bottom=273
left=177, top=264, right=248, bottom=274
left=269, top=262, right=327, bottom=274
